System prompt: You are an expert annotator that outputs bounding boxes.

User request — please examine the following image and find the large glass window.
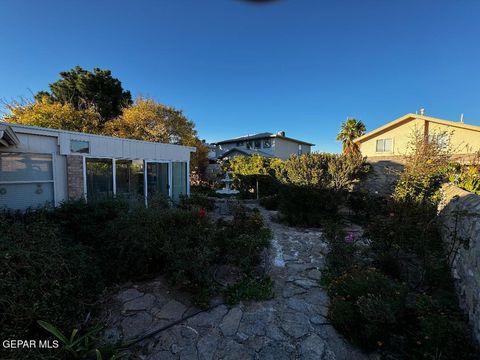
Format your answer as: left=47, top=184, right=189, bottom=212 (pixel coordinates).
left=116, top=160, right=144, bottom=199
left=172, top=162, right=187, bottom=202
left=147, top=162, right=169, bottom=199
left=376, top=139, right=393, bottom=153
left=263, top=139, right=271, bottom=148
left=86, top=158, right=113, bottom=200
left=0, top=153, right=54, bottom=210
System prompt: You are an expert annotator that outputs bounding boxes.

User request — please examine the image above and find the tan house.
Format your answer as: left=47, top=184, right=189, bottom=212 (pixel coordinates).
left=354, top=113, right=480, bottom=162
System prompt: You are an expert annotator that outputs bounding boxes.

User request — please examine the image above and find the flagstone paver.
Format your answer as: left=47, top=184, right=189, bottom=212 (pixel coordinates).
left=102, top=206, right=368, bottom=359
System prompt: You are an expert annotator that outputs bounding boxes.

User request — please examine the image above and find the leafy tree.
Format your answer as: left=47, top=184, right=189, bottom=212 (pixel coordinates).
left=103, top=97, right=208, bottom=174
left=35, top=66, right=132, bottom=121
left=3, top=96, right=101, bottom=133
left=336, top=118, right=366, bottom=155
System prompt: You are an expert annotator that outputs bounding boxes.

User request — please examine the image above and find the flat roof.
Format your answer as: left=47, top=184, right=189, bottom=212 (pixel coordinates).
left=1, top=122, right=196, bottom=152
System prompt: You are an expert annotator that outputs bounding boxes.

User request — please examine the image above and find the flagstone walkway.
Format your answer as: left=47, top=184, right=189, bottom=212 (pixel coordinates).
left=102, top=207, right=368, bottom=360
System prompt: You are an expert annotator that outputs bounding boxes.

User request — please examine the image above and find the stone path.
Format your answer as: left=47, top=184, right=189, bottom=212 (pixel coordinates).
left=102, top=207, right=368, bottom=360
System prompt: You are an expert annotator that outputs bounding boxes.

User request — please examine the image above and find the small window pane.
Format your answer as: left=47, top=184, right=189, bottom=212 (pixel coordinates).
left=172, top=162, right=187, bottom=202
left=116, top=160, right=144, bottom=198
left=71, top=140, right=90, bottom=154
left=254, top=140, right=261, bottom=148
left=147, top=162, right=169, bottom=198
left=86, top=158, right=113, bottom=200
left=0, top=153, right=53, bottom=182
left=236, top=141, right=244, bottom=147
left=376, top=140, right=384, bottom=152
left=384, top=139, right=392, bottom=152
left=263, top=139, right=271, bottom=148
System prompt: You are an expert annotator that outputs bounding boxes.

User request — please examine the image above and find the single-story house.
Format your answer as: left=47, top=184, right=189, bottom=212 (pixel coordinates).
left=0, top=123, right=195, bottom=210
left=212, top=131, right=315, bottom=160
left=354, top=113, right=480, bottom=162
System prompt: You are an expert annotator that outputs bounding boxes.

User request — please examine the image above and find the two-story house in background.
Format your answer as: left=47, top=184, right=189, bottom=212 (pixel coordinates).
left=211, top=131, right=315, bottom=160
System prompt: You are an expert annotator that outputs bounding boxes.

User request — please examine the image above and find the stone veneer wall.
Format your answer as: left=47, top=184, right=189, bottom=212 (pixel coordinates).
left=357, top=157, right=404, bottom=196
left=438, top=183, right=480, bottom=344
left=66, top=155, right=85, bottom=200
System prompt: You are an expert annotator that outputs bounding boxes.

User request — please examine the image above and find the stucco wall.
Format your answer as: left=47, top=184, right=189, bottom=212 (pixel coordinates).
left=438, top=184, right=480, bottom=344
left=358, top=118, right=425, bottom=158
left=359, top=116, right=480, bottom=159
left=273, top=138, right=311, bottom=160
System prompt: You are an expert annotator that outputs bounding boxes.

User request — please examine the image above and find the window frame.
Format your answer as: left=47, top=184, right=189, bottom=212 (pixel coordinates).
left=70, top=139, right=90, bottom=154
left=0, top=151, right=57, bottom=207
left=375, top=138, right=393, bottom=153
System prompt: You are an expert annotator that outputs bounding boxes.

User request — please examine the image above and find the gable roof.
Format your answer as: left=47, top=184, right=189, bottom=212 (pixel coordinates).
left=213, top=132, right=314, bottom=146
left=354, top=113, right=480, bottom=143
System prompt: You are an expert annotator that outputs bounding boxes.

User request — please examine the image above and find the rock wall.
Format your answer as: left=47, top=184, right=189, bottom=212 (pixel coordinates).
left=438, top=184, right=480, bottom=344
left=357, top=158, right=404, bottom=196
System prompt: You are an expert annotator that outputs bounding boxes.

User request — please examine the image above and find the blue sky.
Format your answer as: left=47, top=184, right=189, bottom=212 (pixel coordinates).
left=1, top=0, right=480, bottom=152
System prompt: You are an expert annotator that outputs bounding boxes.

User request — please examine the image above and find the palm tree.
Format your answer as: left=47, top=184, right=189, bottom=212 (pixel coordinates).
left=336, top=117, right=366, bottom=155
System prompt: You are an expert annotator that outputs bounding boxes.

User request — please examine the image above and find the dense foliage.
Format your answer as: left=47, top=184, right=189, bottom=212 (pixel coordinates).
left=227, top=153, right=370, bottom=225
left=0, top=199, right=271, bottom=359
left=393, top=130, right=453, bottom=205
left=450, top=155, right=480, bottom=195
left=2, top=67, right=209, bottom=177
left=322, top=196, right=477, bottom=358
left=335, top=117, right=366, bottom=155
left=35, top=66, right=132, bottom=121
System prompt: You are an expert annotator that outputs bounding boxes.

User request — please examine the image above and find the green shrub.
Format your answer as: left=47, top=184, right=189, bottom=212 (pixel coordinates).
left=327, top=268, right=407, bottom=350
left=223, top=276, right=274, bottom=306
left=233, top=174, right=280, bottom=199
left=102, top=207, right=215, bottom=289
left=213, top=206, right=271, bottom=271
left=179, top=193, right=215, bottom=211
left=450, top=163, right=480, bottom=195
left=409, top=294, right=477, bottom=359
left=321, top=223, right=363, bottom=286
left=53, top=198, right=130, bottom=248
left=259, top=195, right=279, bottom=210
left=0, top=211, right=101, bottom=343
left=278, top=185, right=339, bottom=226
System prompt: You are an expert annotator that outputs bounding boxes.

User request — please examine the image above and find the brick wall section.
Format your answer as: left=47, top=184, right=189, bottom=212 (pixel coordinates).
left=438, top=184, right=480, bottom=345
left=66, top=155, right=85, bottom=200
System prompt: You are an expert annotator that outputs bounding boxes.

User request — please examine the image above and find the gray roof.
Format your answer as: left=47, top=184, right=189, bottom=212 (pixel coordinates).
left=213, top=132, right=314, bottom=146
left=219, top=147, right=275, bottom=159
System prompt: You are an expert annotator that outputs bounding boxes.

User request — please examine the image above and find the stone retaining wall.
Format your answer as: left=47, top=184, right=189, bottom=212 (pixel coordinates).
left=438, top=184, right=480, bottom=344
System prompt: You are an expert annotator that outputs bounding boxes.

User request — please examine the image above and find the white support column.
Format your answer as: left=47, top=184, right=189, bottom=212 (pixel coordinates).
left=112, top=158, right=117, bottom=197
left=144, top=160, right=148, bottom=207
left=168, top=161, right=173, bottom=198
left=82, top=156, right=87, bottom=201
left=186, top=161, right=190, bottom=196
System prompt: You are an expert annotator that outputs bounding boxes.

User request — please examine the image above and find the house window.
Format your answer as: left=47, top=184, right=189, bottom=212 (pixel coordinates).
left=376, top=139, right=393, bottom=153
left=147, top=162, right=170, bottom=199
left=236, top=141, right=244, bottom=147
left=172, top=162, right=187, bottom=202
left=254, top=140, right=261, bottom=149
left=86, top=158, right=113, bottom=200
left=298, top=144, right=303, bottom=155
left=263, top=139, right=271, bottom=148
left=116, top=160, right=144, bottom=198
left=0, top=153, right=54, bottom=210
left=429, top=133, right=449, bottom=150
left=70, top=140, right=90, bottom=154
left=246, top=141, right=252, bottom=149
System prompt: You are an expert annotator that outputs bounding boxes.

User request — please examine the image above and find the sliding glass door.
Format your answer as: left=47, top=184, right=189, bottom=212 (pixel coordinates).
left=116, top=160, right=144, bottom=199
left=172, top=162, right=187, bottom=202
left=146, top=162, right=170, bottom=200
